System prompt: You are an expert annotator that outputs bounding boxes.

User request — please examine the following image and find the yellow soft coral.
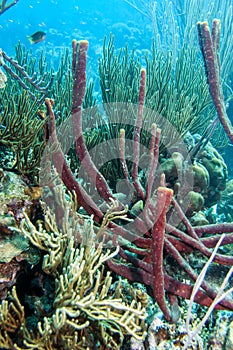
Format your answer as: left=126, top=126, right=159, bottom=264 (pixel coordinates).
left=0, top=188, right=147, bottom=349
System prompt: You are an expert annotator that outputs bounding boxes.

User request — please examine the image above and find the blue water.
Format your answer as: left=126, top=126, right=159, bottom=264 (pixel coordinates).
left=0, top=0, right=152, bottom=61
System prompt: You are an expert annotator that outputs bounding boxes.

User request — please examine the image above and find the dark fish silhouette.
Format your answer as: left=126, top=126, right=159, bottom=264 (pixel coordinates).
left=27, top=31, right=46, bottom=44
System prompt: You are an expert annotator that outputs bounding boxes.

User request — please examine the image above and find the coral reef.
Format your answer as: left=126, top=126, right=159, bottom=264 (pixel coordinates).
left=0, top=170, right=42, bottom=299
left=124, top=0, right=233, bottom=84
left=0, top=189, right=146, bottom=349
left=99, top=35, right=214, bottom=146
left=0, top=46, right=52, bottom=174
left=158, top=139, right=228, bottom=212
left=0, top=43, right=96, bottom=175
left=197, top=142, right=228, bottom=207
left=0, top=14, right=233, bottom=349
left=40, top=37, right=233, bottom=325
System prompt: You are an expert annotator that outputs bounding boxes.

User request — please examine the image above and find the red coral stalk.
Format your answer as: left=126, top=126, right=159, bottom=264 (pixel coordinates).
left=45, top=98, right=103, bottom=222
left=152, top=186, right=173, bottom=321
left=71, top=40, right=115, bottom=204
left=197, top=20, right=233, bottom=143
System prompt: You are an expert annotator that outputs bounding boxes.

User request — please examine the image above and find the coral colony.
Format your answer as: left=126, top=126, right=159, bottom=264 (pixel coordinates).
left=44, top=27, right=233, bottom=323
left=0, top=19, right=233, bottom=348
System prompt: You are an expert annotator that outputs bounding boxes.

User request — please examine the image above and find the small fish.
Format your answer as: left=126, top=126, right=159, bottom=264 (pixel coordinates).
left=27, top=31, right=46, bottom=44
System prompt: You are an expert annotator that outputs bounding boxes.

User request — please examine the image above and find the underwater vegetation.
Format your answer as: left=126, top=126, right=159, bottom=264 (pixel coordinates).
left=0, top=190, right=147, bottom=349
left=0, top=5, right=233, bottom=349
left=40, top=31, right=233, bottom=322
left=0, top=44, right=54, bottom=174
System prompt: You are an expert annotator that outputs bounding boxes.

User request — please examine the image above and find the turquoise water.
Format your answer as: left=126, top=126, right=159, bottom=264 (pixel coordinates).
left=0, top=0, right=152, bottom=58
